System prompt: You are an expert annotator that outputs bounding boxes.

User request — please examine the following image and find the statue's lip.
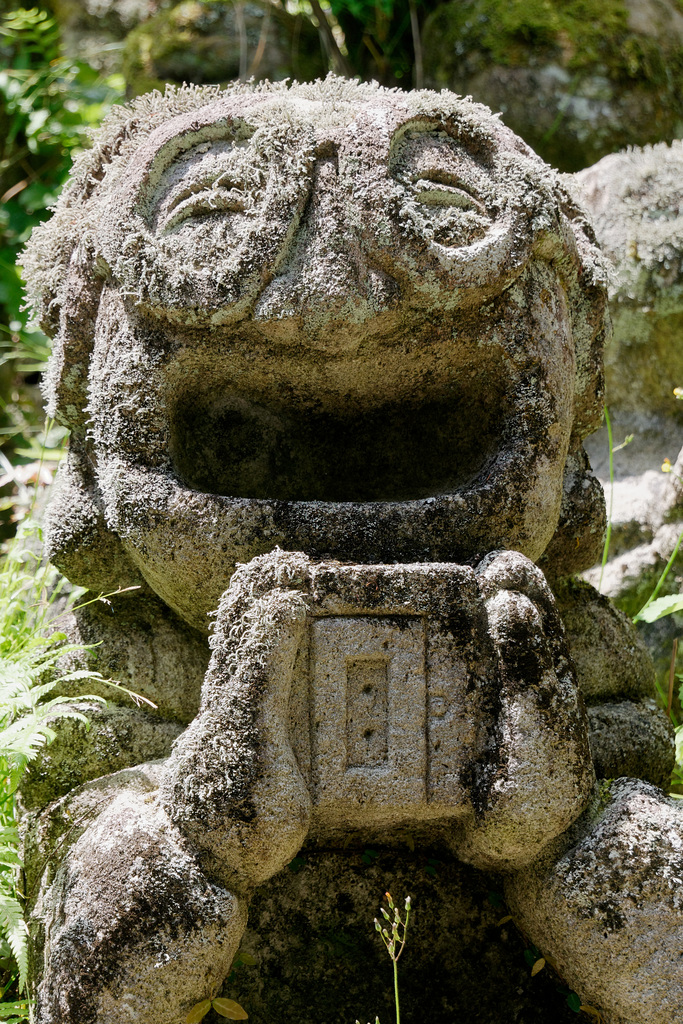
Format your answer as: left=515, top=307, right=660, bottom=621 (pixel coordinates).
left=110, top=458, right=551, bottom=631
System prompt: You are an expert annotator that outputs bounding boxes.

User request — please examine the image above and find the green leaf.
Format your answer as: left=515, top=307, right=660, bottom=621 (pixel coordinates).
left=185, top=1000, right=212, bottom=1023
left=212, top=997, right=248, bottom=1019
left=566, top=992, right=582, bottom=1012
left=0, top=895, right=28, bottom=991
left=634, top=593, right=683, bottom=623
left=0, top=1000, right=29, bottom=1020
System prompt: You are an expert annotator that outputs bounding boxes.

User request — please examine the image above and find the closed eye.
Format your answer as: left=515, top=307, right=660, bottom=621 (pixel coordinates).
left=413, top=174, right=487, bottom=216
left=160, top=176, right=247, bottom=232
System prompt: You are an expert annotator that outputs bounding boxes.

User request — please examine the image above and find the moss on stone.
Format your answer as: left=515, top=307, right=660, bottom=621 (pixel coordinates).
left=424, top=0, right=683, bottom=80
left=423, top=0, right=683, bottom=169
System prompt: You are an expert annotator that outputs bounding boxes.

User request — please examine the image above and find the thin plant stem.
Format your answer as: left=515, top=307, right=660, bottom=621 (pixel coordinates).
left=598, top=406, right=614, bottom=594
left=409, top=0, right=423, bottom=89
left=668, top=638, right=678, bottom=717
left=636, top=524, right=683, bottom=619
left=393, top=957, right=400, bottom=1024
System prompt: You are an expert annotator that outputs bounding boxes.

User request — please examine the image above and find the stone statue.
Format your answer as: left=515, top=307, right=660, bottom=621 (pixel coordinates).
left=21, top=78, right=681, bottom=1024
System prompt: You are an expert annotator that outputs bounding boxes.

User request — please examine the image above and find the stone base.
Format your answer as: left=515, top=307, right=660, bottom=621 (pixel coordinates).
left=226, top=848, right=584, bottom=1024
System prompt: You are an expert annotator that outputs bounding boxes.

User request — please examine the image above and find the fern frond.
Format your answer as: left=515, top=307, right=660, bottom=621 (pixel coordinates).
left=0, top=848, right=22, bottom=869
left=0, top=998, right=30, bottom=1021
left=0, top=896, right=28, bottom=992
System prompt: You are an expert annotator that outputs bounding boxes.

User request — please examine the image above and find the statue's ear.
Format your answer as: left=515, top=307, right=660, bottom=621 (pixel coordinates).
left=556, top=188, right=609, bottom=447
left=43, top=243, right=108, bottom=427
left=44, top=429, right=144, bottom=593
left=538, top=446, right=606, bottom=580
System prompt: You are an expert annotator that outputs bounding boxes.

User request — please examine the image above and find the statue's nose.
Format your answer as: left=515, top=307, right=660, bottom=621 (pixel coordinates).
left=253, top=154, right=370, bottom=322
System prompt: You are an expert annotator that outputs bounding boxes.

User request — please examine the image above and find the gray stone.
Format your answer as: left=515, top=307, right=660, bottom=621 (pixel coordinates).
left=549, top=576, right=674, bottom=787
left=22, top=549, right=595, bottom=1023
left=587, top=700, right=674, bottom=788
left=23, top=765, right=248, bottom=1024
left=583, top=412, right=683, bottom=563
left=224, top=849, right=597, bottom=1024
left=551, top=576, right=656, bottom=702
left=160, top=550, right=594, bottom=884
left=572, top=141, right=683, bottom=422
left=50, top=0, right=159, bottom=74
left=55, top=587, right=208, bottom=723
left=568, top=147, right=683, bottom=661
left=19, top=701, right=183, bottom=810
left=121, top=1, right=327, bottom=96
left=422, top=0, right=683, bottom=172
left=507, top=779, right=683, bottom=1024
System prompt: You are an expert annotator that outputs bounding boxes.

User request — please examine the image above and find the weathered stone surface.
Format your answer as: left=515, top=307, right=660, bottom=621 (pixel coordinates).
left=20, top=701, right=183, bottom=810
left=159, top=550, right=594, bottom=882
left=22, top=550, right=594, bottom=1023
left=122, top=1, right=327, bottom=96
left=583, top=413, right=683, bottom=561
left=587, top=700, right=674, bottom=787
left=551, top=576, right=656, bottom=703
left=23, top=765, right=248, bottom=1024
left=507, top=779, right=683, bottom=1024
left=549, top=576, right=674, bottom=786
left=24, top=78, right=608, bottom=628
left=568, top=146, right=683, bottom=669
left=223, top=849, right=594, bottom=1024
left=422, top=0, right=683, bottom=172
left=56, top=587, right=208, bottom=722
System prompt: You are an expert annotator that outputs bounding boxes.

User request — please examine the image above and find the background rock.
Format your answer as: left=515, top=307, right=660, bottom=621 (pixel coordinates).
left=422, top=0, right=683, bottom=172
left=49, top=0, right=161, bottom=73
left=122, top=0, right=327, bottom=96
left=569, top=143, right=683, bottom=687
left=574, top=140, right=683, bottom=419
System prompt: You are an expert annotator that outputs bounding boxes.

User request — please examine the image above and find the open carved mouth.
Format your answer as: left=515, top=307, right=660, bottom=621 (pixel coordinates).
left=168, top=388, right=504, bottom=504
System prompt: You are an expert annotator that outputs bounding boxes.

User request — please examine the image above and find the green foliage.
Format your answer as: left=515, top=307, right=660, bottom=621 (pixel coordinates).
left=0, top=518, right=106, bottom=1011
left=0, top=6, right=123, bottom=322
left=0, top=512, right=149, bottom=1018
left=634, top=593, right=683, bottom=624
left=186, top=996, right=248, bottom=1021
left=0, top=7, right=124, bottom=534
left=327, top=0, right=438, bottom=85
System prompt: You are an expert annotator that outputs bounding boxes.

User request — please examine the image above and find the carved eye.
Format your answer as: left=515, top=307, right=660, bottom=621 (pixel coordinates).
left=413, top=172, right=487, bottom=216
left=161, top=176, right=248, bottom=233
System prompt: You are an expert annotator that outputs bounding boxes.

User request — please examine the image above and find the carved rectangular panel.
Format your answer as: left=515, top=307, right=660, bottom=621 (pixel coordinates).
left=311, top=616, right=426, bottom=816
left=345, top=657, right=389, bottom=768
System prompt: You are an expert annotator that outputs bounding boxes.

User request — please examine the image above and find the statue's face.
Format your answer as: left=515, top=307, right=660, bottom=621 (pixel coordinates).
left=100, top=93, right=539, bottom=329
left=42, top=86, right=604, bottom=628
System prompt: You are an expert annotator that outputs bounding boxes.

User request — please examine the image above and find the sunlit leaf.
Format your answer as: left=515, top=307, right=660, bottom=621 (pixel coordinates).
left=530, top=958, right=545, bottom=976
left=634, top=594, right=683, bottom=623
left=496, top=915, right=512, bottom=926
left=212, top=997, right=249, bottom=1019
left=185, top=1000, right=212, bottom=1023
left=236, top=951, right=257, bottom=966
